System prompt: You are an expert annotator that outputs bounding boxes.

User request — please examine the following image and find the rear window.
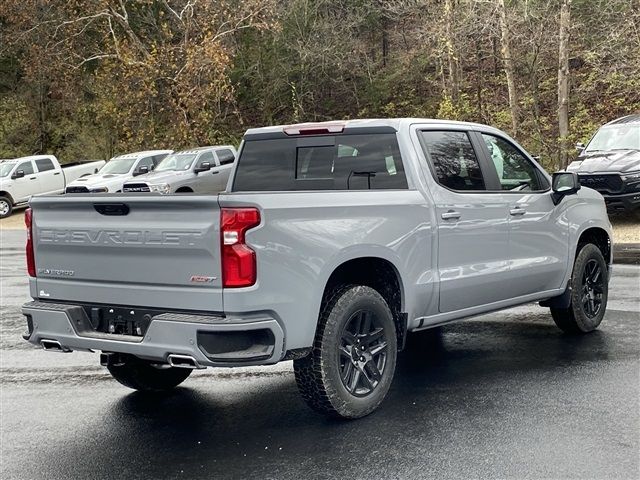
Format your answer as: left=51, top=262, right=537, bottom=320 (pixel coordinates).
left=232, top=133, right=407, bottom=191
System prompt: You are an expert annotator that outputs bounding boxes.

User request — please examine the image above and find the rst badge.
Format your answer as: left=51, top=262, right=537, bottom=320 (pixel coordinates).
left=190, top=275, right=217, bottom=283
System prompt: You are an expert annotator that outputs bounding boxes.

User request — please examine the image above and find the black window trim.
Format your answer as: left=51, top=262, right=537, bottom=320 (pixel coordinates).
left=417, top=128, right=499, bottom=193
left=473, top=130, right=551, bottom=194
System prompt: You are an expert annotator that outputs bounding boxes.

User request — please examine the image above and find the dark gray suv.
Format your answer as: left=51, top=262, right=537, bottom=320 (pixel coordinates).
left=568, top=114, right=640, bottom=214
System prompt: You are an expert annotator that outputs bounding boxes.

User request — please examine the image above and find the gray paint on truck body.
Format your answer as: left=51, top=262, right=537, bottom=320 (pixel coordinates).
left=24, top=118, right=612, bottom=367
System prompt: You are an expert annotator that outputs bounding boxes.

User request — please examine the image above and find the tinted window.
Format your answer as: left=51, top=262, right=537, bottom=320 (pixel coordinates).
left=217, top=149, right=235, bottom=165
left=35, top=158, right=55, bottom=172
left=481, top=134, right=545, bottom=191
left=137, top=156, right=155, bottom=171
left=419, top=131, right=485, bottom=191
left=17, top=161, right=34, bottom=175
left=233, top=133, right=407, bottom=191
left=197, top=151, right=215, bottom=166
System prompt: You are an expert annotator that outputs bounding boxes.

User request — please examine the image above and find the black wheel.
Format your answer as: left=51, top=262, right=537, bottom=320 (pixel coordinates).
left=551, top=244, right=608, bottom=334
left=107, top=354, right=192, bottom=391
left=294, top=285, right=397, bottom=419
left=0, top=196, right=13, bottom=219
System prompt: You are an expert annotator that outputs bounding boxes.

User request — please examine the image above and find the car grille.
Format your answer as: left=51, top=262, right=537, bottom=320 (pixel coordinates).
left=578, top=174, right=623, bottom=194
left=122, top=183, right=150, bottom=193
left=65, top=186, right=90, bottom=193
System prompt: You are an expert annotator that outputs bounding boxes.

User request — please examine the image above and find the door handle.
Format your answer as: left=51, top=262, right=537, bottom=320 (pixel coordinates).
left=211, top=171, right=219, bottom=175
left=53, top=172, right=61, bottom=175
left=29, top=177, right=37, bottom=180
left=441, top=210, right=461, bottom=220
left=509, top=207, right=526, bottom=216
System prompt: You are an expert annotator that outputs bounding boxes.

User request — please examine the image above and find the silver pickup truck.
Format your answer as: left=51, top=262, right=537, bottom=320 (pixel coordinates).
left=22, top=119, right=612, bottom=418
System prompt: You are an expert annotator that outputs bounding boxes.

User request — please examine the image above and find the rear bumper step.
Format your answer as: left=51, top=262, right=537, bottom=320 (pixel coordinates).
left=22, top=301, right=285, bottom=367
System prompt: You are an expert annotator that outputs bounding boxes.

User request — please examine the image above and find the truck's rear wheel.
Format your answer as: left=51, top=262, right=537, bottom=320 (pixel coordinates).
left=294, top=285, right=397, bottom=419
left=0, top=196, right=13, bottom=219
left=106, top=354, right=192, bottom=391
left=550, top=244, right=608, bottom=334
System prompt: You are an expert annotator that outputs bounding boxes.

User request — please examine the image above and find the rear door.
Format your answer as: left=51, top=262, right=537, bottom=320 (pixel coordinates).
left=214, top=148, right=236, bottom=191
left=30, top=195, right=223, bottom=312
left=416, top=129, right=511, bottom=313
left=34, top=158, right=64, bottom=194
left=476, top=132, right=569, bottom=297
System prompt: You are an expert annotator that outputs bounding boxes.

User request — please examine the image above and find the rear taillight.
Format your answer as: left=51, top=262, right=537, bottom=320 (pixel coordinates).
left=220, top=208, right=260, bottom=288
left=25, top=208, right=35, bottom=277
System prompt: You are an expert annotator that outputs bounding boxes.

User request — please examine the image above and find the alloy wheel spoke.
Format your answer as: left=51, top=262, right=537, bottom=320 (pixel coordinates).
left=349, top=368, right=361, bottom=392
left=365, top=360, right=382, bottom=382
left=364, top=327, right=384, bottom=346
left=369, top=341, right=387, bottom=357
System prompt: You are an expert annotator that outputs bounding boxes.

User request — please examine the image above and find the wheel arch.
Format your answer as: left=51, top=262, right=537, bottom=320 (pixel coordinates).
left=0, top=191, right=15, bottom=204
left=576, top=227, right=612, bottom=265
left=320, top=255, right=407, bottom=350
left=175, top=186, right=194, bottom=193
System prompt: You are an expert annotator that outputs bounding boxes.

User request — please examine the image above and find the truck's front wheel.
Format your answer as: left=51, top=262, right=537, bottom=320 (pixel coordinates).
left=550, top=244, right=608, bottom=333
left=0, top=196, right=13, bottom=219
left=294, top=285, right=397, bottom=419
left=107, top=354, right=192, bottom=392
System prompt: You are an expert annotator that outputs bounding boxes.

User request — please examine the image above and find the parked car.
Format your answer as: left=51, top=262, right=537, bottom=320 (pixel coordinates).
left=65, top=150, right=172, bottom=194
left=568, top=114, right=640, bottom=214
left=0, top=155, right=104, bottom=218
left=122, top=146, right=237, bottom=194
left=22, top=119, right=612, bottom=418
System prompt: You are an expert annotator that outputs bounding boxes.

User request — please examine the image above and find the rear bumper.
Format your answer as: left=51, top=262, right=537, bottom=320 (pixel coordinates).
left=22, top=301, right=285, bottom=367
left=602, top=191, right=640, bottom=211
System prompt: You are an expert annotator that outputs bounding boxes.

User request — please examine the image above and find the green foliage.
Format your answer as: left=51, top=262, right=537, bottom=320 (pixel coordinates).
left=0, top=0, right=638, bottom=168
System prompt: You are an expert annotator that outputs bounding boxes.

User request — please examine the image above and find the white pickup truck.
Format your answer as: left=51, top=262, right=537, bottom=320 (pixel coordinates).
left=65, top=150, right=172, bottom=194
left=0, top=155, right=104, bottom=218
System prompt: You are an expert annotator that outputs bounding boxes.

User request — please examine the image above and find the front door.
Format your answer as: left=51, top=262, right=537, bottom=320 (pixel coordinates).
left=417, top=129, right=511, bottom=313
left=12, top=160, right=40, bottom=203
left=477, top=133, right=569, bottom=298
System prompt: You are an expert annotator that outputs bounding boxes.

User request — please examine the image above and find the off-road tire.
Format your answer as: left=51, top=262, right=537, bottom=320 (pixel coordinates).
left=551, top=243, right=608, bottom=334
left=107, top=355, right=192, bottom=391
left=0, top=196, right=13, bottom=219
left=294, top=285, right=397, bottom=419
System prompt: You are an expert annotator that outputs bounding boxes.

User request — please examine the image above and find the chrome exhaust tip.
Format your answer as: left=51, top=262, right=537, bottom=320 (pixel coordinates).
left=41, top=339, right=72, bottom=353
left=167, top=354, right=202, bottom=369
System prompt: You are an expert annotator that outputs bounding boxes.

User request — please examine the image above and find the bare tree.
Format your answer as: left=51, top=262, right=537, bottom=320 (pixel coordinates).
left=496, top=0, right=519, bottom=137
left=557, top=0, right=571, bottom=169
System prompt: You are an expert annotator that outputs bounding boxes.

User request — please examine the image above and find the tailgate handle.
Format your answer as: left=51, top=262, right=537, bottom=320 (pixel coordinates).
left=94, top=203, right=130, bottom=216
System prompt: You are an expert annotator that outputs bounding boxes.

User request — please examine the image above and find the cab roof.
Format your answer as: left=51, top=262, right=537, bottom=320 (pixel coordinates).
left=605, top=114, right=640, bottom=126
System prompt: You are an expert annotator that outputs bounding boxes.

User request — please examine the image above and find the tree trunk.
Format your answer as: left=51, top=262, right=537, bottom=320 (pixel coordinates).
left=444, top=0, right=458, bottom=100
left=497, top=0, right=519, bottom=138
left=557, top=0, right=572, bottom=170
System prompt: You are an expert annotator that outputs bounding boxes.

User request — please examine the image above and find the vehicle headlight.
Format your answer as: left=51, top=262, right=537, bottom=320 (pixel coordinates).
left=149, top=183, right=171, bottom=194
left=89, top=187, right=108, bottom=193
left=621, top=171, right=640, bottom=182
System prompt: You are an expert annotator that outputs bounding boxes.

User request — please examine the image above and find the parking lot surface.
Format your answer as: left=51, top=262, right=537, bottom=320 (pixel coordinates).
left=1, top=229, right=639, bottom=479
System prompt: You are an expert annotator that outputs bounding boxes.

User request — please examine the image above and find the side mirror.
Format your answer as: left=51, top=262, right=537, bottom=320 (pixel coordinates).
left=551, top=171, right=581, bottom=205
left=194, top=161, right=211, bottom=174
left=12, top=170, right=25, bottom=179
left=134, top=165, right=149, bottom=176
left=575, top=142, right=585, bottom=153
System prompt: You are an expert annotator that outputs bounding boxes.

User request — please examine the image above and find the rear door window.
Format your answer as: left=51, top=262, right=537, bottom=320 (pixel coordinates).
left=233, top=133, right=407, bottom=191
left=35, top=158, right=55, bottom=172
left=217, top=149, right=235, bottom=165
left=418, top=131, right=486, bottom=191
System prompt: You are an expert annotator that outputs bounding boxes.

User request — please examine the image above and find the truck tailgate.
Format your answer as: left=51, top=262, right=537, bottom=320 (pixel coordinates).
left=29, top=195, right=223, bottom=312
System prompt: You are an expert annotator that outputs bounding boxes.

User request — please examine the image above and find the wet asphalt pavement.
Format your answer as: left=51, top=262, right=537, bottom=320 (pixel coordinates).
left=1, top=229, right=639, bottom=479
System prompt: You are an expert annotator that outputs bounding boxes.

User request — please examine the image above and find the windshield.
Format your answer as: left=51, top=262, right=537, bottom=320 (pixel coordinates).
left=155, top=153, right=197, bottom=172
left=585, top=125, right=640, bottom=153
left=99, top=157, right=138, bottom=174
left=0, top=162, right=17, bottom=178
